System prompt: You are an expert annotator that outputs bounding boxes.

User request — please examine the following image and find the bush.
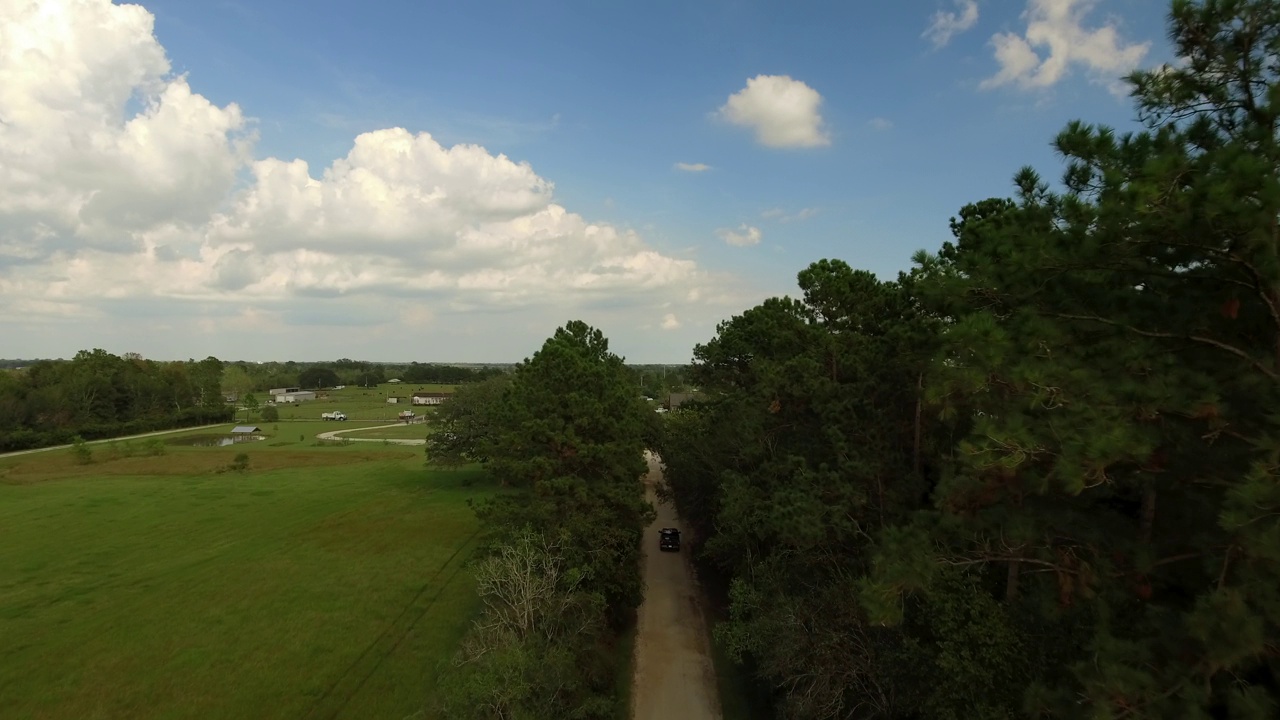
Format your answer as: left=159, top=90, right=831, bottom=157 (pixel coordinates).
left=229, top=453, right=250, bottom=472
left=71, top=436, right=93, bottom=465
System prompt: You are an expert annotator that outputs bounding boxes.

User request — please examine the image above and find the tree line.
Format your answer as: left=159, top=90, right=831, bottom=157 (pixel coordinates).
left=659, top=2, right=1280, bottom=718
left=0, top=350, right=232, bottom=452
left=427, top=320, right=660, bottom=718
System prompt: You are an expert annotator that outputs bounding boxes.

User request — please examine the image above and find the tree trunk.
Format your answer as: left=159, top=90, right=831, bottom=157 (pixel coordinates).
left=913, top=371, right=923, bottom=478
left=1140, top=481, right=1157, bottom=546
left=1005, top=558, right=1021, bottom=603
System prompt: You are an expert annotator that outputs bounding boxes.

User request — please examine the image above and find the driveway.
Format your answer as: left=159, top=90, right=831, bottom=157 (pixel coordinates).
left=0, top=424, right=225, bottom=459
left=314, top=423, right=427, bottom=446
left=631, top=451, right=722, bottom=720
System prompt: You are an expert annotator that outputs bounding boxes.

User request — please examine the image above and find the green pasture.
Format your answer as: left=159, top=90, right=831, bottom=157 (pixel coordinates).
left=0, top=424, right=493, bottom=719
left=246, top=384, right=454, bottom=424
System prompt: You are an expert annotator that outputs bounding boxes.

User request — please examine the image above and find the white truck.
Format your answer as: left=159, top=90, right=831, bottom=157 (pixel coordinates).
left=321, top=411, right=347, bottom=421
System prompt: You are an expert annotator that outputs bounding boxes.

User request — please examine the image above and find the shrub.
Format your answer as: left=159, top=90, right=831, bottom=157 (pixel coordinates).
left=71, top=436, right=93, bottom=465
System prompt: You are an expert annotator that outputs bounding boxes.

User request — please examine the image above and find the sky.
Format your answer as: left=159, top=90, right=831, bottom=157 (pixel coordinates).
left=0, top=0, right=1175, bottom=364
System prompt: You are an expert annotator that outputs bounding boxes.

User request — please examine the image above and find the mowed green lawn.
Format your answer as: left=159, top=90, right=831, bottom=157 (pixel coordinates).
left=0, top=427, right=492, bottom=720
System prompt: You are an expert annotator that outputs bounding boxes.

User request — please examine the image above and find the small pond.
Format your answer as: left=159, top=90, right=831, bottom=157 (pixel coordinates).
left=167, top=434, right=266, bottom=447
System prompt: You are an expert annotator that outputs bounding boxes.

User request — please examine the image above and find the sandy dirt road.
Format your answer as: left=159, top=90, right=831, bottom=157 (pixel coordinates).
left=0, top=424, right=224, bottom=459
left=631, top=452, right=722, bottom=720
left=314, top=423, right=427, bottom=445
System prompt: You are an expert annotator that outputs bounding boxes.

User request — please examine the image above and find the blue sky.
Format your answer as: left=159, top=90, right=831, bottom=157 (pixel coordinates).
left=0, top=0, right=1173, bottom=363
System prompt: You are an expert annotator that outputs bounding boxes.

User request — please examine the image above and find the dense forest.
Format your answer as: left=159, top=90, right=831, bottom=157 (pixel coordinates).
left=0, top=351, right=233, bottom=452
left=427, top=321, right=660, bottom=717
left=658, top=2, right=1280, bottom=718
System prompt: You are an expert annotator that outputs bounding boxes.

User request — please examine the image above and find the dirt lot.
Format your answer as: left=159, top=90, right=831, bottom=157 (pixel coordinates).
left=631, top=452, right=722, bottom=720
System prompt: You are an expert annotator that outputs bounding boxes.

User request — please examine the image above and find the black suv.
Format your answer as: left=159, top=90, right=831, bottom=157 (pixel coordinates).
left=659, top=527, right=681, bottom=552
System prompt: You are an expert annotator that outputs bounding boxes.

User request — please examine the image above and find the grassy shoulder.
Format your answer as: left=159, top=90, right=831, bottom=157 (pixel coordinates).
left=0, top=427, right=496, bottom=719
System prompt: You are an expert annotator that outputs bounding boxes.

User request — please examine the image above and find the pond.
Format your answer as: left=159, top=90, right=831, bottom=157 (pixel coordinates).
left=167, top=434, right=266, bottom=447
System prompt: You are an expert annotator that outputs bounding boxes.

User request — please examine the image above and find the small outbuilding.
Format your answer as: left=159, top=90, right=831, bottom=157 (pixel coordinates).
left=412, top=392, right=454, bottom=406
left=231, top=426, right=261, bottom=434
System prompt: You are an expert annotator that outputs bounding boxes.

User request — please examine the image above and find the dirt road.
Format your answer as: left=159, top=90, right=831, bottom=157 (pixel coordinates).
left=314, top=423, right=427, bottom=445
left=0, top=424, right=224, bottom=458
left=631, top=452, right=722, bottom=720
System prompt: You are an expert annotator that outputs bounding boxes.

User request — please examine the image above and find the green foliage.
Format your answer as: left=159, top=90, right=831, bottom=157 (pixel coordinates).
left=435, top=321, right=653, bottom=716
left=436, top=531, right=615, bottom=719
left=425, top=375, right=512, bottom=467
left=229, top=453, right=250, bottom=473
left=0, top=350, right=233, bottom=452
left=261, top=405, right=279, bottom=423
left=298, top=366, right=340, bottom=389
left=70, top=435, right=92, bottom=465
left=661, top=2, right=1280, bottom=716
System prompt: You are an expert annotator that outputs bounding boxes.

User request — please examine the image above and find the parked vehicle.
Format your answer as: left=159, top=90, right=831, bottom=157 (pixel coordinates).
left=659, top=527, right=681, bottom=552
left=398, top=410, right=416, bottom=423
left=321, top=411, right=347, bottom=421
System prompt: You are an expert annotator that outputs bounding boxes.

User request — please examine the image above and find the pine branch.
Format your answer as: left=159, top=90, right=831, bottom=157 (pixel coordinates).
left=1052, top=312, right=1278, bottom=379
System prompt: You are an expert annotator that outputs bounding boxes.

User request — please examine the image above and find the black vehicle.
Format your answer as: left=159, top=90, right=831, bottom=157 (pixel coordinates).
left=658, top=527, right=681, bottom=552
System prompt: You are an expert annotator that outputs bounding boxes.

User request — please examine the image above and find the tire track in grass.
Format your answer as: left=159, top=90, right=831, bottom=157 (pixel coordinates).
left=303, top=528, right=482, bottom=720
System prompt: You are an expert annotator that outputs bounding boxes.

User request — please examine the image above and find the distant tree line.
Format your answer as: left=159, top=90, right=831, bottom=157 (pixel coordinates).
left=218, top=359, right=508, bottom=395
left=0, top=350, right=232, bottom=452
left=658, top=3, right=1280, bottom=718
left=429, top=320, right=659, bottom=718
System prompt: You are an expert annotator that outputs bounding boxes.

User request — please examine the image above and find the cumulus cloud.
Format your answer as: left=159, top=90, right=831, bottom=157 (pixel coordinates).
left=674, top=162, right=711, bottom=172
left=0, top=0, right=252, bottom=258
left=661, top=313, right=680, bottom=330
left=717, top=225, right=762, bottom=247
left=981, top=0, right=1150, bottom=92
left=0, top=0, right=742, bottom=359
left=924, top=0, right=980, bottom=48
left=867, top=117, right=893, bottom=130
left=718, top=75, right=830, bottom=149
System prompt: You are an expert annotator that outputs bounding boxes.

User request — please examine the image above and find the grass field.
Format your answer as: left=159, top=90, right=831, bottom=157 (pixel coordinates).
left=0, top=423, right=495, bottom=720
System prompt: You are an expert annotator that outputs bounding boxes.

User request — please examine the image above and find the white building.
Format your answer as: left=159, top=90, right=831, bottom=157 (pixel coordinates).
left=274, top=390, right=317, bottom=403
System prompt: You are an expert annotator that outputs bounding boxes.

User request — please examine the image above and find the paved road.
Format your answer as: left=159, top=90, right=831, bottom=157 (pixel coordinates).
left=314, top=423, right=427, bottom=445
left=632, top=452, right=722, bottom=720
left=0, top=424, right=225, bottom=459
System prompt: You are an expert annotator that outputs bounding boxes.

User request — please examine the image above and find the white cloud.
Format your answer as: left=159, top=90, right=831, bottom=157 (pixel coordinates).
left=661, top=313, right=680, bottom=330
left=924, top=0, right=980, bottom=49
left=717, top=224, right=762, bottom=247
left=867, top=117, right=893, bottom=130
left=760, top=208, right=817, bottom=223
left=981, top=0, right=1150, bottom=92
left=717, top=75, right=831, bottom=149
left=0, top=0, right=751, bottom=361
left=674, top=162, right=711, bottom=172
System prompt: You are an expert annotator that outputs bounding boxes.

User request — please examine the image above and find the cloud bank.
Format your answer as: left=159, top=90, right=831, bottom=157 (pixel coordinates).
left=0, top=0, right=743, bottom=361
